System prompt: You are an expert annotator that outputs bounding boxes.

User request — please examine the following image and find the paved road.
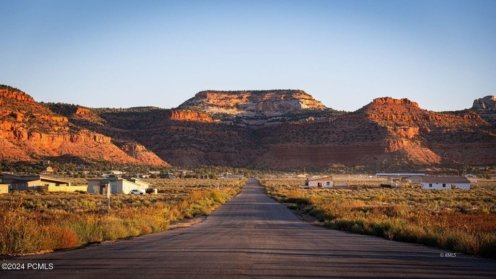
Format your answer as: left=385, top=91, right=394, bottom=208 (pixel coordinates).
left=2, top=179, right=496, bottom=278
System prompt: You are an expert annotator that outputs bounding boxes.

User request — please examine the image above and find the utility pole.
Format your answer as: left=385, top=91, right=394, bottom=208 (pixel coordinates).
left=106, top=183, right=111, bottom=215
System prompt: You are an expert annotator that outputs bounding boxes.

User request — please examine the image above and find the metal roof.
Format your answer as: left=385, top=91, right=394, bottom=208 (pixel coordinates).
left=0, top=174, right=69, bottom=184
left=422, top=176, right=470, bottom=184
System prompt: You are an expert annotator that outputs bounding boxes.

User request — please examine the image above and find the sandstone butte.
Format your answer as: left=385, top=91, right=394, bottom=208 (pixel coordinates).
left=0, top=85, right=495, bottom=170
left=179, top=89, right=326, bottom=117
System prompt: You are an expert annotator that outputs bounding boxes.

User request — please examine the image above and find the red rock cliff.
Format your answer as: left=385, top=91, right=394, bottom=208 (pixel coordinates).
left=0, top=85, right=167, bottom=166
left=169, top=109, right=214, bottom=122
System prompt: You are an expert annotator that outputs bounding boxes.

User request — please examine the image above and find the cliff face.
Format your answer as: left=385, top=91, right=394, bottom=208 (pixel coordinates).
left=473, top=95, right=496, bottom=111
left=472, top=95, right=496, bottom=126
left=251, top=96, right=495, bottom=169
left=177, top=90, right=334, bottom=125
left=180, top=90, right=325, bottom=116
left=0, top=85, right=167, bottom=166
left=168, top=109, right=215, bottom=123
left=1, top=85, right=495, bottom=170
left=361, top=97, right=493, bottom=166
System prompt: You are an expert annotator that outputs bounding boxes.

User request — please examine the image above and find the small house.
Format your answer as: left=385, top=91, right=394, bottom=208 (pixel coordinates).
left=421, top=176, right=471, bottom=190
left=0, top=174, right=86, bottom=192
left=1, top=174, right=70, bottom=191
left=88, top=177, right=150, bottom=194
left=306, top=176, right=334, bottom=188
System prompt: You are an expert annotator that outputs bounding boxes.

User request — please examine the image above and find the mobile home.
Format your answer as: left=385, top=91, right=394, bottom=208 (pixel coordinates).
left=421, top=176, right=471, bottom=190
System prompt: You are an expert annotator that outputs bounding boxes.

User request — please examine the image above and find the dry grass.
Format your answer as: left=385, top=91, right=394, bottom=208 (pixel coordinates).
left=261, top=178, right=496, bottom=258
left=0, top=178, right=245, bottom=256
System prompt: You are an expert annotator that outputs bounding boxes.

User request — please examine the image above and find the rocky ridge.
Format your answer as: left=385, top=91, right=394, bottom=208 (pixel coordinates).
left=1, top=84, right=495, bottom=170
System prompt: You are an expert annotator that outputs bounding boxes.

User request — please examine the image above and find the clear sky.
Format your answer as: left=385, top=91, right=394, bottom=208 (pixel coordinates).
left=1, top=0, right=495, bottom=111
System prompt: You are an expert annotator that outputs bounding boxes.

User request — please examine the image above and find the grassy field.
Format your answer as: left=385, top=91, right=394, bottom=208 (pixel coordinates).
left=0, top=178, right=245, bottom=256
left=261, top=177, right=496, bottom=258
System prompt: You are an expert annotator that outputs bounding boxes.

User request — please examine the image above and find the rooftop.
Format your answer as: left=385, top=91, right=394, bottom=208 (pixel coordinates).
left=0, top=174, right=69, bottom=184
left=422, top=176, right=470, bottom=184
left=376, top=173, right=425, bottom=177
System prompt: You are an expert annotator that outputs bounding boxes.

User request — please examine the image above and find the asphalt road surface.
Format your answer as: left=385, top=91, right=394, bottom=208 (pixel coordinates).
left=2, top=179, right=496, bottom=278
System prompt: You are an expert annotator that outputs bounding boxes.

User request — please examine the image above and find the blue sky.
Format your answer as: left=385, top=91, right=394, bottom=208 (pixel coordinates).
left=1, top=0, right=495, bottom=111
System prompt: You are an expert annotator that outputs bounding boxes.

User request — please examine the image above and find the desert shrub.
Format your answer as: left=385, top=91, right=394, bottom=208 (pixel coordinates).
left=0, top=212, right=40, bottom=255
left=260, top=178, right=496, bottom=258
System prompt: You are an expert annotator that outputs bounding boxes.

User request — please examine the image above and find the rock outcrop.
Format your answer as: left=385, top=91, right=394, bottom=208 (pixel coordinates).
left=177, top=90, right=335, bottom=125
left=168, top=109, right=215, bottom=123
left=359, top=97, right=491, bottom=166
left=0, top=85, right=34, bottom=103
left=473, top=95, right=496, bottom=111
left=472, top=95, right=496, bottom=126
left=180, top=90, right=325, bottom=116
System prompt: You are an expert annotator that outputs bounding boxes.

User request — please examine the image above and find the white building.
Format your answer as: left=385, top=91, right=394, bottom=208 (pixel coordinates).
left=421, top=176, right=471, bottom=190
left=88, top=178, right=150, bottom=194
left=306, top=176, right=334, bottom=188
